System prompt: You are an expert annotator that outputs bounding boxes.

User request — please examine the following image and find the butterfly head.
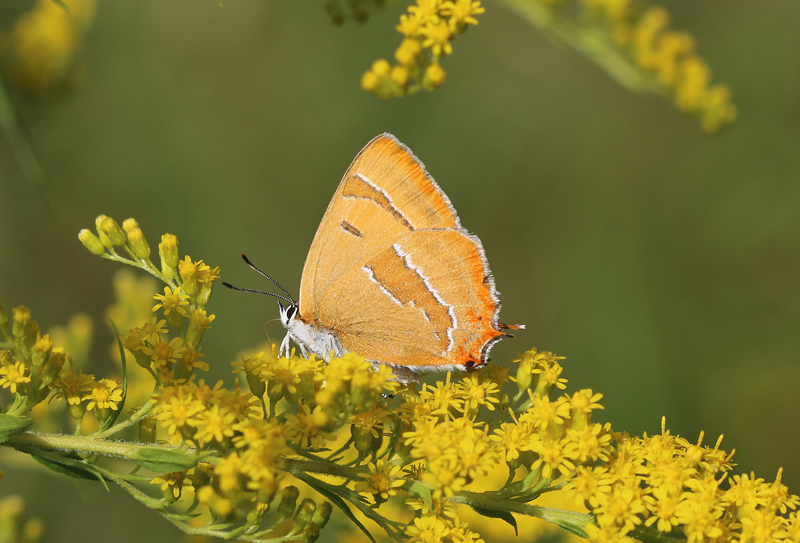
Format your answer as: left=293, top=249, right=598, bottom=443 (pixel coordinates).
left=278, top=301, right=299, bottom=328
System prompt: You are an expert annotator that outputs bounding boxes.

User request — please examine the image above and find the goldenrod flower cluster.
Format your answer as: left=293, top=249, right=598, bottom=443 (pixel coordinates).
left=569, top=423, right=800, bottom=543
left=1, top=216, right=795, bottom=543
left=79, top=215, right=220, bottom=310
left=2, top=0, right=97, bottom=94
left=0, top=300, right=119, bottom=427
left=361, top=0, right=485, bottom=98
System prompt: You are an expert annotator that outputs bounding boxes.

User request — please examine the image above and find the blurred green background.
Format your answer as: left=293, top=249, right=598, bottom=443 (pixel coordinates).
left=1, top=0, right=799, bottom=540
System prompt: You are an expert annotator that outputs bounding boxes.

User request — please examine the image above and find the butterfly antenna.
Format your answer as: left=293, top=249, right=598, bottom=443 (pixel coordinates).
left=239, top=254, right=296, bottom=305
left=221, top=282, right=294, bottom=306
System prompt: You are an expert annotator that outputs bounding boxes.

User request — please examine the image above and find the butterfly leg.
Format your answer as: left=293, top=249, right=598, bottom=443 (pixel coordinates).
left=279, top=333, right=292, bottom=358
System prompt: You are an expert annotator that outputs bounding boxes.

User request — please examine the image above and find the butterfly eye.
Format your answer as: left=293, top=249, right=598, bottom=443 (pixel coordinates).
left=285, top=305, right=297, bottom=321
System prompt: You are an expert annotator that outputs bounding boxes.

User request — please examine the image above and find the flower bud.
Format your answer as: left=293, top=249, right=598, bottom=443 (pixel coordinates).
left=246, top=506, right=265, bottom=527
left=139, top=414, right=157, bottom=443
left=41, top=350, right=67, bottom=387
left=515, top=359, right=534, bottom=392
left=78, top=229, right=106, bottom=255
left=121, top=218, right=139, bottom=234
left=195, top=284, right=212, bottom=308
left=310, top=501, right=332, bottom=529
left=352, top=427, right=381, bottom=456
left=422, top=62, right=446, bottom=90
left=68, top=400, right=86, bottom=420
left=23, top=321, right=40, bottom=352
left=96, top=215, right=126, bottom=246
left=159, top=233, right=179, bottom=268
left=186, top=309, right=215, bottom=347
left=361, top=70, right=379, bottom=92
left=246, top=372, right=266, bottom=400
left=179, top=257, right=200, bottom=296
left=256, top=477, right=278, bottom=507
left=12, top=306, right=30, bottom=339
left=32, top=334, right=53, bottom=368
left=303, top=522, right=321, bottom=543
left=127, top=228, right=151, bottom=260
left=277, top=486, right=300, bottom=520
left=293, top=498, right=316, bottom=531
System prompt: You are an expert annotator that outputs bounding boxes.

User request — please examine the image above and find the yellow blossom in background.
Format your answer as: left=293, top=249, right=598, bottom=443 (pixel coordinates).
left=3, top=0, right=97, bottom=94
left=351, top=0, right=734, bottom=132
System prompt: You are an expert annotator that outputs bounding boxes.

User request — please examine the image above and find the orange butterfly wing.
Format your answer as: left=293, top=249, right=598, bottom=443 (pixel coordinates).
left=298, top=134, right=510, bottom=370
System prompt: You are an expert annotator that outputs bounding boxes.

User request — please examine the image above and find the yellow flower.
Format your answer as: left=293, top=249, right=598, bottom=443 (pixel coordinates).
left=458, top=374, right=500, bottom=415
left=420, top=20, right=454, bottom=56
left=232, top=418, right=286, bottom=452
left=354, top=460, right=405, bottom=503
left=563, top=465, right=613, bottom=508
left=177, top=345, right=209, bottom=374
left=418, top=372, right=462, bottom=417
left=491, top=420, right=534, bottom=466
left=406, top=514, right=451, bottom=543
left=193, top=404, right=236, bottom=446
left=140, top=317, right=168, bottom=342
left=440, top=0, right=485, bottom=27
left=214, top=452, right=244, bottom=494
left=284, top=404, right=335, bottom=449
left=140, top=337, right=186, bottom=370
left=84, top=378, right=123, bottom=414
left=52, top=368, right=93, bottom=406
left=767, top=468, right=800, bottom=514
left=564, top=422, right=613, bottom=465
left=396, top=14, right=423, bottom=37
left=151, top=470, right=192, bottom=500
left=219, top=385, right=262, bottom=422
left=408, top=0, right=442, bottom=24
left=155, top=386, right=204, bottom=437
left=152, top=286, right=190, bottom=318
left=527, top=435, right=575, bottom=480
left=0, top=360, right=31, bottom=394
left=643, top=485, right=683, bottom=533
left=519, top=395, right=571, bottom=436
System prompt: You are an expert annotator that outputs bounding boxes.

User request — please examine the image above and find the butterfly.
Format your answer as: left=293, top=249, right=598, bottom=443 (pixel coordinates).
left=225, top=134, right=522, bottom=383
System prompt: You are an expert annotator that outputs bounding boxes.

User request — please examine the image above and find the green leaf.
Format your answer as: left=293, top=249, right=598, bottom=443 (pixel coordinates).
left=30, top=452, right=103, bottom=482
left=0, top=414, right=32, bottom=443
left=470, top=505, right=519, bottom=535
left=404, top=480, right=433, bottom=509
left=100, top=320, right=128, bottom=432
left=127, top=447, right=197, bottom=474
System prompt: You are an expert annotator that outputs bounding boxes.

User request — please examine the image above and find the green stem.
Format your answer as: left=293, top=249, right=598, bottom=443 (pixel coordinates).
left=493, top=0, right=665, bottom=95
left=94, top=400, right=156, bottom=439
left=4, top=431, right=178, bottom=459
